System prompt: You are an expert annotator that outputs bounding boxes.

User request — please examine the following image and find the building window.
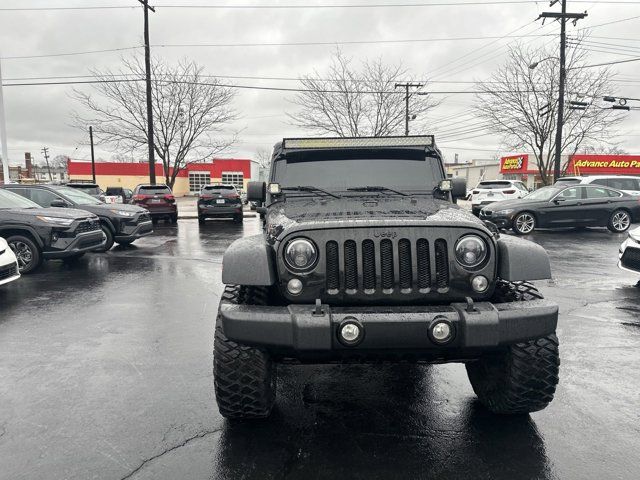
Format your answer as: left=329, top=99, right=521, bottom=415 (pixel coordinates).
left=221, top=172, right=244, bottom=190
left=189, top=171, right=211, bottom=194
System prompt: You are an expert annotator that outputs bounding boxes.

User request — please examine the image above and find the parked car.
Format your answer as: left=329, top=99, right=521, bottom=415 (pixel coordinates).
left=65, top=182, right=106, bottom=202
left=197, top=184, right=243, bottom=224
left=130, top=184, right=178, bottom=223
left=0, top=236, right=20, bottom=286
left=0, top=189, right=105, bottom=273
left=555, top=175, right=640, bottom=196
left=480, top=184, right=640, bottom=235
left=105, top=187, right=133, bottom=204
left=2, top=184, right=152, bottom=251
left=619, top=226, right=640, bottom=274
left=470, top=179, right=529, bottom=215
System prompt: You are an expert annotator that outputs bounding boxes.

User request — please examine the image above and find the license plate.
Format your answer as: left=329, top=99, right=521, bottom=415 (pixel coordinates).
left=488, top=192, right=494, bottom=197
left=216, top=199, right=225, bottom=204
left=150, top=199, right=162, bottom=203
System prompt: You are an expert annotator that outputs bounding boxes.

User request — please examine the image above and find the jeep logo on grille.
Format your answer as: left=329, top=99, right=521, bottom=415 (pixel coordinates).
left=373, top=230, right=397, bottom=239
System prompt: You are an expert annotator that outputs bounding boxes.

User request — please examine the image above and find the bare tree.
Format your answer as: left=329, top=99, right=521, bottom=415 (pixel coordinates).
left=474, top=38, right=625, bottom=185
left=289, top=49, right=437, bottom=137
left=72, top=57, right=237, bottom=188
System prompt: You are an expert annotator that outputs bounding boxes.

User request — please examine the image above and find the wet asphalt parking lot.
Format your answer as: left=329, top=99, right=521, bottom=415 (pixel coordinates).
left=1, top=217, right=639, bottom=480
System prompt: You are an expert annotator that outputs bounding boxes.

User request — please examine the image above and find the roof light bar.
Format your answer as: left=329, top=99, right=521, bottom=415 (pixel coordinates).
left=282, top=135, right=434, bottom=149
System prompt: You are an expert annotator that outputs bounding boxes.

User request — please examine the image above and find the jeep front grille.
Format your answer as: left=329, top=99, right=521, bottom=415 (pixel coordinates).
left=324, top=237, right=450, bottom=294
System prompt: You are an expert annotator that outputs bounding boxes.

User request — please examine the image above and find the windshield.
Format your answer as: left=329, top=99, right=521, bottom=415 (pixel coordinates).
left=203, top=185, right=235, bottom=192
left=0, top=189, right=40, bottom=209
left=52, top=186, right=103, bottom=205
left=524, top=186, right=562, bottom=201
left=68, top=185, right=101, bottom=195
left=555, top=178, right=581, bottom=185
left=477, top=181, right=512, bottom=189
left=272, top=151, right=441, bottom=193
left=138, top=185, right=172, bottom=195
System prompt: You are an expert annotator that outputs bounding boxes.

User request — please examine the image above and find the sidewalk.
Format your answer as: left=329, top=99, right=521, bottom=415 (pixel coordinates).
left=176, top=196, right=257, bottom=219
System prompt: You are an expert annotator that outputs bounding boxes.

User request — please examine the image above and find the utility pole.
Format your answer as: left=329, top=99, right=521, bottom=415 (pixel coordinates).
left=537, top=1, right=587, bottom=181
left=0, top=57, right=10, bottom=184
left=138, top=0, right=156, bottom=184
left=395, top=82, right=423, bottom=136
left=41, top=147, right=52, bottom=181
left=89, top=126, right=96, bottom=183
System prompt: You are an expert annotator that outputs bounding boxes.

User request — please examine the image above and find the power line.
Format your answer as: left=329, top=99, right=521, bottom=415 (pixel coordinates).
left=573, top=56, right=640, bottom=68
left=0, top=46, right=141, bottom=60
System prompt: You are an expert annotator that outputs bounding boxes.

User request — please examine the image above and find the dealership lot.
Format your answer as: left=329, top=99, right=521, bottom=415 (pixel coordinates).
left=1, top=218, right=639, bottom=480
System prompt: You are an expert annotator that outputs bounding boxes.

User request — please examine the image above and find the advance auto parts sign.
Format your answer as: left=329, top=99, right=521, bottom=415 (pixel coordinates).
left=569, top=155, right=640, bottom=175
left=500, top=155, right=528, bottom=174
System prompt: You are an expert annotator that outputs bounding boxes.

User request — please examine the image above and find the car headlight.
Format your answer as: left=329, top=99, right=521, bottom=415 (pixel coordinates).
left=110, top=209, right=136, bottom=217
left=495, top=209, right=514, bottom=215
left=284, top=238, right=318, bottom=271
left=36, top=216, right=74, bottom=227
left=455, top=235, right=488, bottom=269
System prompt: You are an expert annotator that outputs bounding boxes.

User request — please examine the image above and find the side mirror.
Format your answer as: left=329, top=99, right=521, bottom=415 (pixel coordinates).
left=247, top=181, right=266, bottom=202
left=553, top=197, right=566, bottom=204
left=50, top=199, right=68, bottom=208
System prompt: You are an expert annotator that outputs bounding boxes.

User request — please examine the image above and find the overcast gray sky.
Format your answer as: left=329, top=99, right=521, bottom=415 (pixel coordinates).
left=1, top=0, right=639, bottom=166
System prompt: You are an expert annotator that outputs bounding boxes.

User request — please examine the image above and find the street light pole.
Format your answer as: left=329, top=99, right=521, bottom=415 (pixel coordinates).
left=138, top=0, right=156, bottom=185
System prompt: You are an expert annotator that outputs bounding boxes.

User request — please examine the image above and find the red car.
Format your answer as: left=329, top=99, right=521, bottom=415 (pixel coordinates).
left=130, top=184, right=178, bottom=223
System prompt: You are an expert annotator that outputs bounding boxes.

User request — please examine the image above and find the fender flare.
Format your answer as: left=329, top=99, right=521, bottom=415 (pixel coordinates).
left=0, top=224, right=45, bottom=248
left=222, top=235, right=276, bottom=286
left=496, top=235, right=552, bottom=281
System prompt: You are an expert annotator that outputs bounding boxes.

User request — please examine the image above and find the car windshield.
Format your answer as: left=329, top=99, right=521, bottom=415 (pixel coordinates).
left=524, top=186, right=562, bottom=201
left=203, top=186, right=235, bottom=192
left=555, top=178, right=581, bottom=185
left=272, top=151, right=441, bottom=193
left=69, top=185, right=101, bottom=195
left=138, top=186, right=171, bottom=195
left=477, top=181, right=512, bottom=189
left=51, top=186, right=103, bottom=205
left=0, top=188, right=40, bottom=209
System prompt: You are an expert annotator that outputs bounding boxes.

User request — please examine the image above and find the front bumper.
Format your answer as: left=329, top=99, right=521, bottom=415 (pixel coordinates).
left=43, top=231, right=106, bottom=259
left=479, top=211, right=514, bottom=229
left=618, top=238, right=640, bottom=273
left=0, top=256, right=20, bottom=286
left=115, top=220, right=154, bottom=241
left=219, top=299, right=558, bottom=358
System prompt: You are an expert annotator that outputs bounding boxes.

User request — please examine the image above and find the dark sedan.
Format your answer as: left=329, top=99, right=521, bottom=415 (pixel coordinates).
left=479, top=184, right=640, bottom=235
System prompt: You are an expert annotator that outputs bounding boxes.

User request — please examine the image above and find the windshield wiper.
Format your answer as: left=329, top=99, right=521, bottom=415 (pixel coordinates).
left=346, top=186, right=408, bottom=197
left=280, top=186, right=341, bottom=199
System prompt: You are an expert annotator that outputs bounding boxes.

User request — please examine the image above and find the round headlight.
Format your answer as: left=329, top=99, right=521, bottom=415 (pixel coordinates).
left=455, top=235, right=487, bottom=269
left=284, top=238, right=318, bottom=271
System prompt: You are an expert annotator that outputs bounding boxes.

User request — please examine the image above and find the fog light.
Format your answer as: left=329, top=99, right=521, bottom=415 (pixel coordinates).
left=471, top=275, right=489, bottom=292
left=429, top=319, right=454, bottom=344
left=338, top=318, right=364, bottom=346
left=287, top=278, right=303, bottom=295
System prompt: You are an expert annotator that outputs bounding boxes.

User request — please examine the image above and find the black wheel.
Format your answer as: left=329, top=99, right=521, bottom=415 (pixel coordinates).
left=7, top=235, right=42, bottom=274
left=466, top=280, right=560, bottom=415
left=170, top=214, right=178, bottom=224
left=512, top=212, right=536, bottom=235
left=198, top=215, right=206, bottom=225
left=233, top=214, right=243, bottom=223
left=97, top=224, right=115, bottom=252
left=214, top=284, right=275, bottom=419
left=608, top=209, right=631, bottom=233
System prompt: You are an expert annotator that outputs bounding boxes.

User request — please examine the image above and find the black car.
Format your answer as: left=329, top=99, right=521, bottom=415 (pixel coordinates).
left=480, top=184, right=640, bottom=235
left=212, top=135, right=560, bottom=420
left=197, top=184, right=243, bottom=224
left=0, top=189, right=105, bottom=273
left=65, top=183, right=105, bottom=202
left=2, top=184, right=153, bottom=251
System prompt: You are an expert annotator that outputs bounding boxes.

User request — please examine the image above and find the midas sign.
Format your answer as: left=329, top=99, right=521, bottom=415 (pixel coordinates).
left=500, top=155, right=528, bottom=173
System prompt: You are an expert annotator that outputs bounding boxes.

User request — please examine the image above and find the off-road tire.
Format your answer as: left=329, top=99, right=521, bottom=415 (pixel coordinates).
left=214, top=284, right=275, bottom=419
left=466, top=280, right=560, bottom=414
left=98, top=224, right=115, bottom=252
left=6, top=235, right=42, bottom=274
left=607, top=209, right=631, bottom=233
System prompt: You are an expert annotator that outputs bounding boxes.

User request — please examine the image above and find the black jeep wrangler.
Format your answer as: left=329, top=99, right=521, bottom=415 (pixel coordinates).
left=214, top=136, right=559, bottom=419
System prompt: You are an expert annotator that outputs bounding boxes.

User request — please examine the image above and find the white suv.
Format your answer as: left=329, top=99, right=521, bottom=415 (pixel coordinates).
left=470, top=180, right=529, bottom=216
left=619, top=226, right=640, bottom=275
left=0, top=237, right=20, bottom=286
left=555, top=176, right=640, bottom=196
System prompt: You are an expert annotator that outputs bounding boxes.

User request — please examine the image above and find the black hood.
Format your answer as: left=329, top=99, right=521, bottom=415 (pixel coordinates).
left=76, top=203, right=145, bottom=216
left=483, top=197, right=548, bottom=211
left=265, top=196, right=484, bottom=238
left=3, top=206, right=95, bottom=220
